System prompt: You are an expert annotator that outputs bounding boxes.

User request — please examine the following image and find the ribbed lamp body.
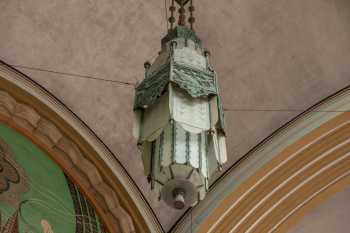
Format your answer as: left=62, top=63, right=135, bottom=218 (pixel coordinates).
left=134, top=26, right=227, bottom=209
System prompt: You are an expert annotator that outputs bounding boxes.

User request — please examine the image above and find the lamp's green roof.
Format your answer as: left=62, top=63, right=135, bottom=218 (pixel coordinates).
left=134, top=63, right=217, bottom=109
left=161, top=26, right=202, bottom=47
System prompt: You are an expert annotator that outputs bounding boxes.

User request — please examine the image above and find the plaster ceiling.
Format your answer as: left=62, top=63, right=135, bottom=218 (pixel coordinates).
left=288, top=187, right=350, bottom=233
left=0, top=0, right=350, bottom=231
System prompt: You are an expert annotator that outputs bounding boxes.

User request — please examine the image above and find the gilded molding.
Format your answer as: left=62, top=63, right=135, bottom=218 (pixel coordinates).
left=173, top=86, right=350, bottom=233
left=0, top=62, right=163, bottom=233
left=0, top=90, right=135, bottom=232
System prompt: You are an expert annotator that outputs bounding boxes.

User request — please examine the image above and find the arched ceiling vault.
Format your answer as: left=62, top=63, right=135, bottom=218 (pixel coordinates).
left=1, top=0, right=350, bottom=231
left=2, top=60, right=349, bottom=233
left=173, top=87, right=350, bottom=233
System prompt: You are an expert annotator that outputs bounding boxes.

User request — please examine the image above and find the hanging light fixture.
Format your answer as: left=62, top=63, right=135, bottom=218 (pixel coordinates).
left=134, top=0, right=227, bottom=210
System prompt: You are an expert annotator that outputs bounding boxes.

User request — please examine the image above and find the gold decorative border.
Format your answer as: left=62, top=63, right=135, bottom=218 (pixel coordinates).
left=199, top=112, right=350, bottom=233
left=171, top=86, right=350, bottom=233
left=0, top=62, right=163, bottom=233
left=0, top=90, right=135, bottom=233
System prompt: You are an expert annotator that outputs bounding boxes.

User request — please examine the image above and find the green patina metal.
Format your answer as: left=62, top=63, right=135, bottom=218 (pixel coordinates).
left=161, top=26, right=202, bottom=47
left=135, top=24, right=226, bottom=131
left=134, top=62, right=217, bottom=109
left=172, top=63, right=217, bottom=97
left=134, top=64, right=170, bottom=109
left=134, top=1, right=227, bottom=210
left=214, top=73, right=226, bottom=133
left=217, top=96, right=226, bottom=133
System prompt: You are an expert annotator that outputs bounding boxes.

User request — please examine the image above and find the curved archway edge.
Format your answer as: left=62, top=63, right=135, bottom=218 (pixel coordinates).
left=173, top=86, right=350, bottom=233
left=0, top=62, right=163, bottom=233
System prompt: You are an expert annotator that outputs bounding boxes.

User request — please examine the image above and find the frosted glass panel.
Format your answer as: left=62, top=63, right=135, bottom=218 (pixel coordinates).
left=174, top=123, right=187, bottom=164
left=172, top=88, right=210, bottom=131
left=161, top=124, right=173, bottom=167
left=141, top=93, right=170, bottom=141
left=189, top=133, right=200, bottom=168
left=174, top=47, right=207, bottom=70
left=218, top=135, right=227, bottom=164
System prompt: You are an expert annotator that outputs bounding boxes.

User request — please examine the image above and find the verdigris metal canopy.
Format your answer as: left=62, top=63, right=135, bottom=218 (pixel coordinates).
left=134, top=62, right=217, bottom=107
left=134, top=26, right=225, bottom=132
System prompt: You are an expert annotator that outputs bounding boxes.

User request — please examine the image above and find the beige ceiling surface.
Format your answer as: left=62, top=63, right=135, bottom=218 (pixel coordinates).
left=0, top=0, right=350, bottom=230
left=288, top=187, right=350, bottom=233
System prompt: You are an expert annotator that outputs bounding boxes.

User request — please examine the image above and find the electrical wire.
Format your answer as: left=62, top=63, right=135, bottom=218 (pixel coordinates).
left=10, top=64, right=136, bottom=87
left=4, top=63, right=350, bottom=114
left=224, top=108, right=350, bottom=113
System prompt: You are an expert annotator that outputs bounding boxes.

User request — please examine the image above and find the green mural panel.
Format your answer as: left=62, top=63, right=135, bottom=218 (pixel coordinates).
left=0, top=124, right=105, bottom=233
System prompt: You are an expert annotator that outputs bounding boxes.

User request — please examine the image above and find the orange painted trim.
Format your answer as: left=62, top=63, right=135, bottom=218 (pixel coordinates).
left=250, top=156, right=350, bottom=233
left=198, top=112, right=350, bottom=233
left=216, top=128, right=350, bottom=232
left=0, top=115, right=115, bottom=233
left=275, top=175, right=350, bottom=233
left=0, top=76, right=154, bottom=233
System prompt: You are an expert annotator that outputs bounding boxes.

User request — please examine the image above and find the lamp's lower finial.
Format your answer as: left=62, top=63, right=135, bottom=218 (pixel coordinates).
left=173, top=188, right=186, bottom=209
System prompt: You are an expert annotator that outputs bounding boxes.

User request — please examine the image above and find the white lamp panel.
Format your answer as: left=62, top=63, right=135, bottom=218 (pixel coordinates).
left=172, top=88, right=210, bottom=132
left=153, top=139, right=161, bottom=177
left=174, top=123, right=188, bottom=164
left=218, top=135, right=228, bottom=164
left=160, top=124, right=173, bottom=167
left=133, top=110, right=142, bottom=140
left=207, top=135, right=219, bottom=177
left=141, top=93, right=170, bottom=141
left=189, top=133, right=200, bottom=168
left=209, top=96, right=219, bottom=128
left=201, top=149, right=209, bottom=179
left=141, top=142, right=152, bottom=176
left=212, top=131, right=220, bottom=163
left=174, top=47, right=207, bottom=71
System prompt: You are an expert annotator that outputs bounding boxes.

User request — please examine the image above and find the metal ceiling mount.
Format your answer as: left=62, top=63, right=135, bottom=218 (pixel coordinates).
left=134, top=0, right=227, bottom=210
left=175, top=0, right=190, bottom=5
left=169, top=0, right=196, bottom=30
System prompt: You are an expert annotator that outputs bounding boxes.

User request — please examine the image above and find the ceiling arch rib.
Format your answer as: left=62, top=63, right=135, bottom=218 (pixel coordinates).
left=172, top=86, right=350, bottom=233
left=206, top=115, right=350, bottom=233
left=0, top=62, right=163, bottom=233
left=216, top=120, right=350, bottom=233
left=2, top=59, right=349, bottom=233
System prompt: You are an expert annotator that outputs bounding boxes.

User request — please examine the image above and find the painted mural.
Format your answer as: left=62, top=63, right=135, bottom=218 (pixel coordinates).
left=0, top=123, right=106, bottom=233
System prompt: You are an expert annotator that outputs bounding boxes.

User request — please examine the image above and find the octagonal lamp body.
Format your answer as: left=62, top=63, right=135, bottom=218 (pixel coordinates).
left=134, top=26, right=227, bottom=209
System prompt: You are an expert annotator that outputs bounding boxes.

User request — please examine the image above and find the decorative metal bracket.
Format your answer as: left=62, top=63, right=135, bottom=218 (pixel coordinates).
left=169, top=0, right=196, bottom=30
left=175, top=0, right=190, bottom=6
